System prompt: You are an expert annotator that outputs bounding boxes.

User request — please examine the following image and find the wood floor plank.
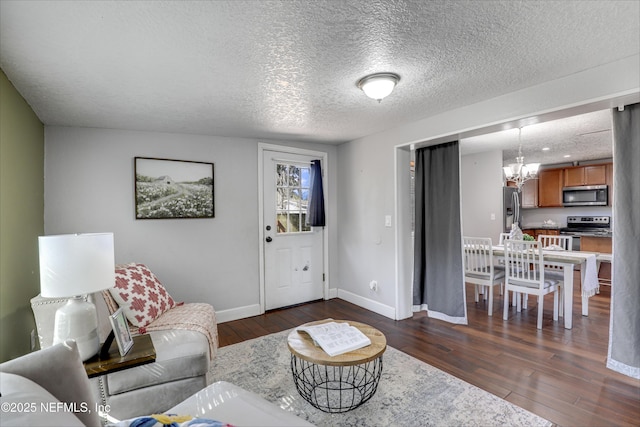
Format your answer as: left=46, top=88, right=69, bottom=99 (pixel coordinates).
left=216, top=281, right=640, bottom=427
left=505, top=391, right=615, bottom=427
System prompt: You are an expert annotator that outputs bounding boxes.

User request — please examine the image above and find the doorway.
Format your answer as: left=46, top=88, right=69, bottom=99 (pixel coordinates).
left=394, top=105, right=624, bottom=321
left=258, top=144, right=328, bottom=311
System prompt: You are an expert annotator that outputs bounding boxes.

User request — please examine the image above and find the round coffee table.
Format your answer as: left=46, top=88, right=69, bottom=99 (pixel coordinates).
left=287, top=319, right=386, bottom=413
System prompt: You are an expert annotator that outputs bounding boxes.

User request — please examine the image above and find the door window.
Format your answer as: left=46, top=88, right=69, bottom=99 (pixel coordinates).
left=276, top=163, right=311, bottom=233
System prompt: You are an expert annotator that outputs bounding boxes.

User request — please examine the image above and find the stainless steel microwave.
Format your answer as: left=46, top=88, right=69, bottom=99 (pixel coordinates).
left=562, top=185, right=608, bottom=206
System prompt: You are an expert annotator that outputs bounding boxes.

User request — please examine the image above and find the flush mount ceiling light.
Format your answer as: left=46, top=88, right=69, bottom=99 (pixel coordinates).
left=357, top=72, right=400, bottom=102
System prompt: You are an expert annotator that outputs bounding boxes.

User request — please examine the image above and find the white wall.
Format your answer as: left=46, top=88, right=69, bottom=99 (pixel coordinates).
left=43, top=126, right=337, bottom=322
left=335, top=137, right=398, bottom=318
left=522, top=206, right=613, bottom=229
left=461, top=150, right=504, bottom=243
left=336, top=55, right=639, bottom=320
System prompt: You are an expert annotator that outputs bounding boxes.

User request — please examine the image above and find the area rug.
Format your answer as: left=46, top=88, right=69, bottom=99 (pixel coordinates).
left=209, top=330, right=552, bottom=427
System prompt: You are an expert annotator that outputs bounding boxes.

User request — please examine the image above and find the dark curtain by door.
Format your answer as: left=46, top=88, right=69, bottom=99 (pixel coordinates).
left=307, top=159, right=325, bottom=227
left=413, top=140, right=467, bottom=324
left=608, top=102, right=640, bottom=379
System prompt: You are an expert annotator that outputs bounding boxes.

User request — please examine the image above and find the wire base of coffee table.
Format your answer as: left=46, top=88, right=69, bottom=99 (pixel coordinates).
left=290, top=353, right=383, bottom=413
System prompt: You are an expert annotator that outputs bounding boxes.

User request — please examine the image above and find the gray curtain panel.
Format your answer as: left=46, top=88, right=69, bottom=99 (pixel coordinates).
left=608, top=103, right=640, bottom=379
left=412, top=141, right=467, bottom=324
left=307, top=159, right=325, bottom=226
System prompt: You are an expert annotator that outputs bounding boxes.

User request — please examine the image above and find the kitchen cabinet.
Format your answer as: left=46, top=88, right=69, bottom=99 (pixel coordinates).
left=522, top=229, right=536, bottom=239
left=511, top=161, right=611, bottom=209
left=606, top=163, right=614, bottom=207
left=581, top=236, right=612, bottom=253
left=522, top=228, right=559, bottom=240
left=521, top=179, right=538, bottom=208
left=538, top=168, right=563, bottom=207
left=505, top=178, right=538, bottom=208
left=581, top=235, right=612, bottom=282
left=564, top=164, right=607, bottom=186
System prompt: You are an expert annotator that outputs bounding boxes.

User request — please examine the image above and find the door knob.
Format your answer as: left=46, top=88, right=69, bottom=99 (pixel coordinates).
left=266, top=236, right=273, bottom=243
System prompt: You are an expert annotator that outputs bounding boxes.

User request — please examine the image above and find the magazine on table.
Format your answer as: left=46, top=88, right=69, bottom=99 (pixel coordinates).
left=297, top=321, right=371, bottom=357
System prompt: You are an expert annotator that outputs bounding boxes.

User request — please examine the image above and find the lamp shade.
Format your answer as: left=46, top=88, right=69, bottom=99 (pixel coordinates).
left=508, top=163, right=523, bottom=177
left=39, top=233, right=115, bottom=298
left=526, top=163, right=541, bottom=176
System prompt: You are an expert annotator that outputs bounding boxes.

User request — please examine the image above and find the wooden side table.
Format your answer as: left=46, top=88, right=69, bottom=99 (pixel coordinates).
left=83, top=334, right=156, bottom=378
left=287, top=319, right=386, bottom=413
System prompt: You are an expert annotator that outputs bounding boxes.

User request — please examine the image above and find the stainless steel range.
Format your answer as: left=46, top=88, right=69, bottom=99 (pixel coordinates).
left=560, top=216, right=611, bottom=251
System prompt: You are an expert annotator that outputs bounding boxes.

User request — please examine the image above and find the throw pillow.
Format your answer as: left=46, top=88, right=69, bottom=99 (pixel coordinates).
left=107, top=414, right=231, bottom=427
left=109, top=263, right=176, bottom=327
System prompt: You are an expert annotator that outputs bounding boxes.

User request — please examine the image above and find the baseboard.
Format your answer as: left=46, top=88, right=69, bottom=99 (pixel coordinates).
left=336, top=289, right=396, bottom=320
left=216, top=304, right=262, bottom=323
left=216, top=289, right=391, bottom=323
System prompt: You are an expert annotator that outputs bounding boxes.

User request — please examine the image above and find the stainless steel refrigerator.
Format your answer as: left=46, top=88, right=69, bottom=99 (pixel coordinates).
left=503, top=187, right=520, bottom=232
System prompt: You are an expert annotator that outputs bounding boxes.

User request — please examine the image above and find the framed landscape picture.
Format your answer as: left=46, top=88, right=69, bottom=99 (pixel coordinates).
left=134, top=157, right=214, bottom=219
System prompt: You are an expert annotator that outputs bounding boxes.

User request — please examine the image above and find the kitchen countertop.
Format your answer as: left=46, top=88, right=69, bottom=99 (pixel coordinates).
left=522, top=224, right=562, bottom=229
left=580, top=232, right=613, bottom=238
left=558, top=230, right=613, bottom=237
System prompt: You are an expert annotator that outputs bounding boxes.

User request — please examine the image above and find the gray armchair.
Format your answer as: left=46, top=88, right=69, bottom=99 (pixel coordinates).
left=0, top=340, right=101, bottom=427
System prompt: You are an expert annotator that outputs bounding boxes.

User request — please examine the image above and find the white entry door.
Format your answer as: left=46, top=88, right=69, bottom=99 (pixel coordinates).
left=262, top=150, right=324, bottom=310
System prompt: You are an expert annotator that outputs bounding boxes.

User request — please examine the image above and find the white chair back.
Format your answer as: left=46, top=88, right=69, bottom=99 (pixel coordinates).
left=464, top=236, right=504, bottom=316
left=503, top=239, right=563, bottom=329
left=538, top=234, right=572, bottom=251
left=463, top=237, right=495, bottom=279
left=504, top=240, right=545, bottom=289
left=498, top=233, right=510, bottom=245
left=538, top=234, right=572, bottom=274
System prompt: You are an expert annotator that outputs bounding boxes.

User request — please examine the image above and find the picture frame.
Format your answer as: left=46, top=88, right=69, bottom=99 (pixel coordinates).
left=134, top=157, right=214, bottom=219
left=109, top=308, right=133, bottom=357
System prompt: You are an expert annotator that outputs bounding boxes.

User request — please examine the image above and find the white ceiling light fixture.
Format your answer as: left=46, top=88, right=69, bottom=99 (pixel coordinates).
left=503, top=128, right=540, bottom=191
left=357, top=73, right=400, bottom=102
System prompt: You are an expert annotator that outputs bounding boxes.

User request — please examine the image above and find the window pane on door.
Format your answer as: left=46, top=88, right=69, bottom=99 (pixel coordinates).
left=276, top=162, right=311, bottom=234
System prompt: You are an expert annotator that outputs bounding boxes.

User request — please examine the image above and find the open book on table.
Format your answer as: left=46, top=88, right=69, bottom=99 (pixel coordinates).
left=297, top=321, right=372, bottom=357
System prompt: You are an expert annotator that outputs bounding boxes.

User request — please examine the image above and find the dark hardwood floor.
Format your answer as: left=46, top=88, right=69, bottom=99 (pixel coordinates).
left=218, top=279, right=640, bottom=427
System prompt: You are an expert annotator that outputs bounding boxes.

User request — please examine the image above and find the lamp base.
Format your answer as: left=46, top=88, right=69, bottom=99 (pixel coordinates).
left=52, top=296, right=100, bottom=361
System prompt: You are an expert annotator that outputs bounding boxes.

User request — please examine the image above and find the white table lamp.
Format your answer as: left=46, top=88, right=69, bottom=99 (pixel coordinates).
left=39, top=233, right=115, bottom=361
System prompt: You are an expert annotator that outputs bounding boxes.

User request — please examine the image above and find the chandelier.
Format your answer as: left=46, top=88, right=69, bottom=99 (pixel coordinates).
left=503, top=128, right=540, bottom=191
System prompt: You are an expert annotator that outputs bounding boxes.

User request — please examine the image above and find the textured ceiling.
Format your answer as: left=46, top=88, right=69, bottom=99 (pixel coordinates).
left=462, top=109, right=614, bottom=167
left=1, top=0, right=638, bottom=153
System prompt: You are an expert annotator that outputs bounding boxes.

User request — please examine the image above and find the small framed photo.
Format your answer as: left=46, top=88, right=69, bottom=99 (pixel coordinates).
left=109, top=308, right=133, bottom=357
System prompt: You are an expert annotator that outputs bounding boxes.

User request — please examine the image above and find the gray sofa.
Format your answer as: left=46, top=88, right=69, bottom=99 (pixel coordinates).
left=30, top=291, right=214, bottom=420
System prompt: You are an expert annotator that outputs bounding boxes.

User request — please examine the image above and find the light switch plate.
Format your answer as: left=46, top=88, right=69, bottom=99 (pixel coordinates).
left=385, top=215, right=392, bottom=227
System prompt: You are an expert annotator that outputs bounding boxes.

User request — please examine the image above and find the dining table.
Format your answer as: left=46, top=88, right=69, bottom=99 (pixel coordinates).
left=492, top=245, right=600, bottom=329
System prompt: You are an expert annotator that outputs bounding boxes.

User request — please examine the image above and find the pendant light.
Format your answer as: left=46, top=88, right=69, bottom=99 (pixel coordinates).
left=503, top=128, right=540, bottom=191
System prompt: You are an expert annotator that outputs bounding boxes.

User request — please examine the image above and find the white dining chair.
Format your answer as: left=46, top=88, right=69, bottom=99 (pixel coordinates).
left=503, top=240, right=563, bottom=329
left=463, top=237, right=505, bottom=316
left=538, top=234, right=572, bottom=251
left=498, top=233, right=510, bottom=245
left=498, top=233, right=522, bottom=305
left=536, top=234, right=569, bottom=316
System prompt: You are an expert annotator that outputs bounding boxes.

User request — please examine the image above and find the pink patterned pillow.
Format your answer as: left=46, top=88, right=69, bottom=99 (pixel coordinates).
left=109, top=263, right=176, bottom=327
